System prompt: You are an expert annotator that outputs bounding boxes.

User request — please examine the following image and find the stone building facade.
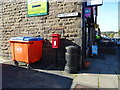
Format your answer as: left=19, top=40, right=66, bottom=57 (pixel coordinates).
left=0, top=0, right=83, bottom=65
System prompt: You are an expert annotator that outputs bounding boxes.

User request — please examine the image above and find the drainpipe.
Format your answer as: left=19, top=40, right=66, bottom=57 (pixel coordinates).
left=81, top=1, right=86, bottom=64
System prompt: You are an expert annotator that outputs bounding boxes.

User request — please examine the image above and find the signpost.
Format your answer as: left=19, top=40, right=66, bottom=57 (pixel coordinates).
left=27, top=0, right=48, bottom=17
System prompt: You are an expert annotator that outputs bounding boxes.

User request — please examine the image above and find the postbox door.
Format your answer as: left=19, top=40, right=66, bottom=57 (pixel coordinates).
left=52, top=34, right=60, bottom=48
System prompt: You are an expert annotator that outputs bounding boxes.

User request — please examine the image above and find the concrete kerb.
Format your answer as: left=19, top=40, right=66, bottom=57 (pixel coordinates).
left=70, top=82, right=99, bottom=89
left=99, top=74, right=119, bottom=88
left=70, top=73, right=100, bottom=88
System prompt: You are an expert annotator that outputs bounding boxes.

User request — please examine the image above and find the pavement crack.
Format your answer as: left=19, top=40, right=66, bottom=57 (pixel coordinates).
left=98, top=77, right=100, bottom=88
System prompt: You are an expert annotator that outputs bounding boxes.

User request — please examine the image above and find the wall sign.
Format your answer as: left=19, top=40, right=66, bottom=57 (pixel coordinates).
left=27, top=0, right=48, bottom=17
left=85, top=7, right=91, bottom=18
left=87, top=0, right=103, bottom=6
left=57, top=12, right=80, bottom=18
left=92, top=45, right=98, bottom=55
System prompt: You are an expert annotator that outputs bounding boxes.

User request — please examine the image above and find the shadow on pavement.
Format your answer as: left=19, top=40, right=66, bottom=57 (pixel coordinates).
left=2, top=64, right=72, bottom=88
left=3, top=58, right=66, bottom=71
left=29, top=59, right=66, bottom=71
left=79, top=46, right=119, bottom=75
left=5, top=45, right=119, bottom=75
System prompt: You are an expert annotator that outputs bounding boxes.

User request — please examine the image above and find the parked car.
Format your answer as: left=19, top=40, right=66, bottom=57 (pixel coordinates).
left=117, top=41, right=120, bottom=46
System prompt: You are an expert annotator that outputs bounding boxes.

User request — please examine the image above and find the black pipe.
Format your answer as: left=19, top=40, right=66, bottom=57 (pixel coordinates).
left=82, top=2, right=86, bottom=64
left=55, top=49, right=57, bottom=68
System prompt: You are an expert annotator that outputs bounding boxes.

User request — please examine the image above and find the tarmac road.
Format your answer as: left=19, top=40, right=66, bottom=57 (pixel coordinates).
left=2, top=64, right=72, bottom=88
left=117, top=46, right=120, bottom=90
left=117, top=46, right=120, bottom=73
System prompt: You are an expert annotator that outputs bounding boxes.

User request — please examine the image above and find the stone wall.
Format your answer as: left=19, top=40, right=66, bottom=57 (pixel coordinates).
left=0, top=0, right=82, bottom=64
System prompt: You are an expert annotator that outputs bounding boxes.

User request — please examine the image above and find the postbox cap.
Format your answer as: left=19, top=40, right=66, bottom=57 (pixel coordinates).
left=52, top=34, right=60, bottom=37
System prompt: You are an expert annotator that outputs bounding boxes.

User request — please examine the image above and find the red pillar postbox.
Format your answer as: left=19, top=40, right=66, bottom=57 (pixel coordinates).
left=52, top=34, right=60, bottom=48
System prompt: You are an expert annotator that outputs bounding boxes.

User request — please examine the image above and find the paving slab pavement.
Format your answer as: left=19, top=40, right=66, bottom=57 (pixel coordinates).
left=99, top=74, right=118, bottom=88
left=71, top=46, right=119, bottom=89
left=71, top=74, right=119, bottom=88
left=71, top=73, right=99, bottom=88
